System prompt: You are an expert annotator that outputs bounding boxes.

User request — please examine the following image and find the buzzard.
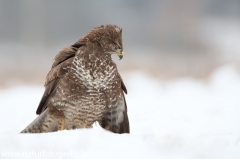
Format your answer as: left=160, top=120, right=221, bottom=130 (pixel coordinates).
left=21, top=24, right=130, bottom=134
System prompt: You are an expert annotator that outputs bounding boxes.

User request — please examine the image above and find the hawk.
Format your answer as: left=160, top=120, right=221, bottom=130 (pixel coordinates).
left=21, top=24, right=130, bottom=134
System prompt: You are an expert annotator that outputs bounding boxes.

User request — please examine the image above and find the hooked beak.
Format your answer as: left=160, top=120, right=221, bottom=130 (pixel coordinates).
left=115, top=50, right=124, bottom=60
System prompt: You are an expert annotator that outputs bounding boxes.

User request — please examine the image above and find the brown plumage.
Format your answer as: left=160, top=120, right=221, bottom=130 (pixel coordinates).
left=21, top=24, right=129, bottom=134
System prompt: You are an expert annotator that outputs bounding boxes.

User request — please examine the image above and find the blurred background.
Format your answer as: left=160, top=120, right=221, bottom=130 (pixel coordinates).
left=1, top=0, right=240, bottom=87
left=1, top=1, right=240, bottom=158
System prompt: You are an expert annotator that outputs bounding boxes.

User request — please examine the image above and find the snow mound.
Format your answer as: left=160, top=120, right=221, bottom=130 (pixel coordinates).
left=0, top=65, right=240, bottom=159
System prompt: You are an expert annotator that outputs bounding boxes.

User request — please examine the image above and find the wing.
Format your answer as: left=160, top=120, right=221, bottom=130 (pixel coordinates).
left=118, top=74, right=129, bottom=133
left=36, top=46, right=79, bottom=115
left=119, top=74, right=127, bottom=94
left=99, top=76, right=130, bottom=134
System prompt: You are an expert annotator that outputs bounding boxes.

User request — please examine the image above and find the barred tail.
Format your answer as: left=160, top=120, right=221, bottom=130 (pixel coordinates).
left=20, top=108, right=61, bottom=133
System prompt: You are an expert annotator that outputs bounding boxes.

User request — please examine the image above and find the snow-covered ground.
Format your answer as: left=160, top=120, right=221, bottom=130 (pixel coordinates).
left=1, top=65, right=240, bottom=159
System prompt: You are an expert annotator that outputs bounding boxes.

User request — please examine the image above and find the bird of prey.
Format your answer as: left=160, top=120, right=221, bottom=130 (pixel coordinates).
left=21, top=24, right=130, bottom=134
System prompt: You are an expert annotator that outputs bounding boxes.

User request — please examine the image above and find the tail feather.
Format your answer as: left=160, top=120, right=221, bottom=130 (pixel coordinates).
left=21, top=108, right=61, bottom=133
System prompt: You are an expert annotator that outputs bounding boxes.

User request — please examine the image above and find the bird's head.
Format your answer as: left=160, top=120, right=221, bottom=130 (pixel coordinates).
left=81, top=24, right=124, bottom=60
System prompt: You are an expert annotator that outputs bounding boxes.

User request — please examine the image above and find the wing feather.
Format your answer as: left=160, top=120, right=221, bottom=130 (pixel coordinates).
left=36, top=46, right=78, bottom=115
left=119, top=74, right=127, bottom=94
left=119, top=93, right=130, bottom=133
left=52, top=47, right=76, bottom=68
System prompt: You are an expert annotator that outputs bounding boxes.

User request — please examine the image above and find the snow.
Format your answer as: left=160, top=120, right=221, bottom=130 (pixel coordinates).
left=1, top=65, right=240, bottom=159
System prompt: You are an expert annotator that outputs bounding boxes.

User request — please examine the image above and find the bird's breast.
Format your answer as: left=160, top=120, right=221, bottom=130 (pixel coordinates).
left=70, top=56, right=119, bottom=91
left=51, top=56, right=122, bottom=127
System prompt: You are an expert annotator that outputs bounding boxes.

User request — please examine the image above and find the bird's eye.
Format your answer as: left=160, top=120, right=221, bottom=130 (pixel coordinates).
left=115, top=45, right=121, bottom=50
